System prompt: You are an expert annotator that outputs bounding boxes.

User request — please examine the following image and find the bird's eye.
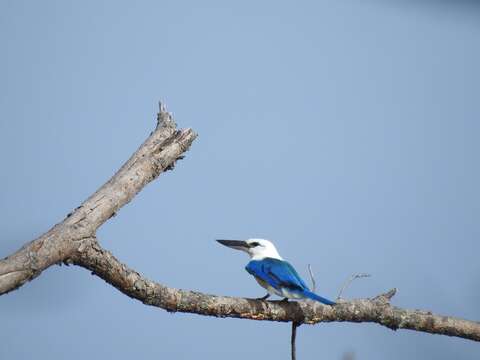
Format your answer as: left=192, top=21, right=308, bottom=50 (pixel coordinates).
left=250, top=242, right=260, bottom=247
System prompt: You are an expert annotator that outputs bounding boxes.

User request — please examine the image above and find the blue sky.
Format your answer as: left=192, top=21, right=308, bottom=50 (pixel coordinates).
left=1, top=1, right=479, bottom=359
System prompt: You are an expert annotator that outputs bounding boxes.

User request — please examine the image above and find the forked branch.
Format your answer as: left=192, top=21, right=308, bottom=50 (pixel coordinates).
left=0, top=103, right=197, bottom=294
left=1, top=104, right=479, bottom=344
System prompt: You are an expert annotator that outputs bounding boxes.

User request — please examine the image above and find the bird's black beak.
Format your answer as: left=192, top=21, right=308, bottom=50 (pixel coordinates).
left=216, top=239, right=250, bottom=251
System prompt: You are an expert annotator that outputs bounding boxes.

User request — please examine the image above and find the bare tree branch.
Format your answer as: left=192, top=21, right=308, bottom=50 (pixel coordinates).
left=71, top=239, right=480, bottom=342
left=0, top=104, right=197, bottom=294
left=1, top=103, right=479, bottom=345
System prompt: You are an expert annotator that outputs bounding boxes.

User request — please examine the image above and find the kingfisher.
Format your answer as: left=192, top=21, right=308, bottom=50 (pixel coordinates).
left=216, top=238, right=335, bottom=305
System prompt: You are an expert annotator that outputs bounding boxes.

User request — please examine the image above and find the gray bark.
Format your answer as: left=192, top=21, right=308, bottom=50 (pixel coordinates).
left=1, top=104, right=479, bottom=343
left=0, top=104, right=197, bottom=294
left=72, top=239, right=480, bottom=342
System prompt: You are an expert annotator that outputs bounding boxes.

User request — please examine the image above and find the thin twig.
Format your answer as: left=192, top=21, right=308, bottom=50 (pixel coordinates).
left=290, top=264, right=318, bottom=360
left=307, top=264, right=316, bottom=292
left=337, top=273, right=371, bottom=300
left=291, top=322, right=298, bottom=360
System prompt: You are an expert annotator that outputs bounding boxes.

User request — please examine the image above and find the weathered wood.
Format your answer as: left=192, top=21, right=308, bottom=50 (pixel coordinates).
left=72, top=239, right=480, bottom=342
left=1, top=103, right=479, bottom=344
left=0, top=104, right=197, bottom=294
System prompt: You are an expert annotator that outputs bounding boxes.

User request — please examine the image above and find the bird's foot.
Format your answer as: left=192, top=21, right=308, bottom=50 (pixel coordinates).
left=256, top=294, right=270, bottom=301
left=268, top=297, right=290, bottom=303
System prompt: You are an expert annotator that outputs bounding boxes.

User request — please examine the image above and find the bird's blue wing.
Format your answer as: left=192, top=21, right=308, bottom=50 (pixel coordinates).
left=246, top=258, right=309, bottom=292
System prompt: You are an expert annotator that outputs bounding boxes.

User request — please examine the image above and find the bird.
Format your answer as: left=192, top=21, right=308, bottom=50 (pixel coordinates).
left=216, top=238, right=335, bottom=305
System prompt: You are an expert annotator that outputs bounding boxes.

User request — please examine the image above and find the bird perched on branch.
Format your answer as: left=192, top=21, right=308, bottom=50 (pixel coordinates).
left=216, top=238, right=335, bottom=305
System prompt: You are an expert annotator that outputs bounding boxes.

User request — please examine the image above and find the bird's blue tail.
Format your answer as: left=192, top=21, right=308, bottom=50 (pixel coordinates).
left=302, top=290, right=336, bottom=305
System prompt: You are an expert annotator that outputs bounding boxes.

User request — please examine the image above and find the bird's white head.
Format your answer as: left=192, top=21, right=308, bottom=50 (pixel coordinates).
left=216, top=238, right=283, bottom=261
